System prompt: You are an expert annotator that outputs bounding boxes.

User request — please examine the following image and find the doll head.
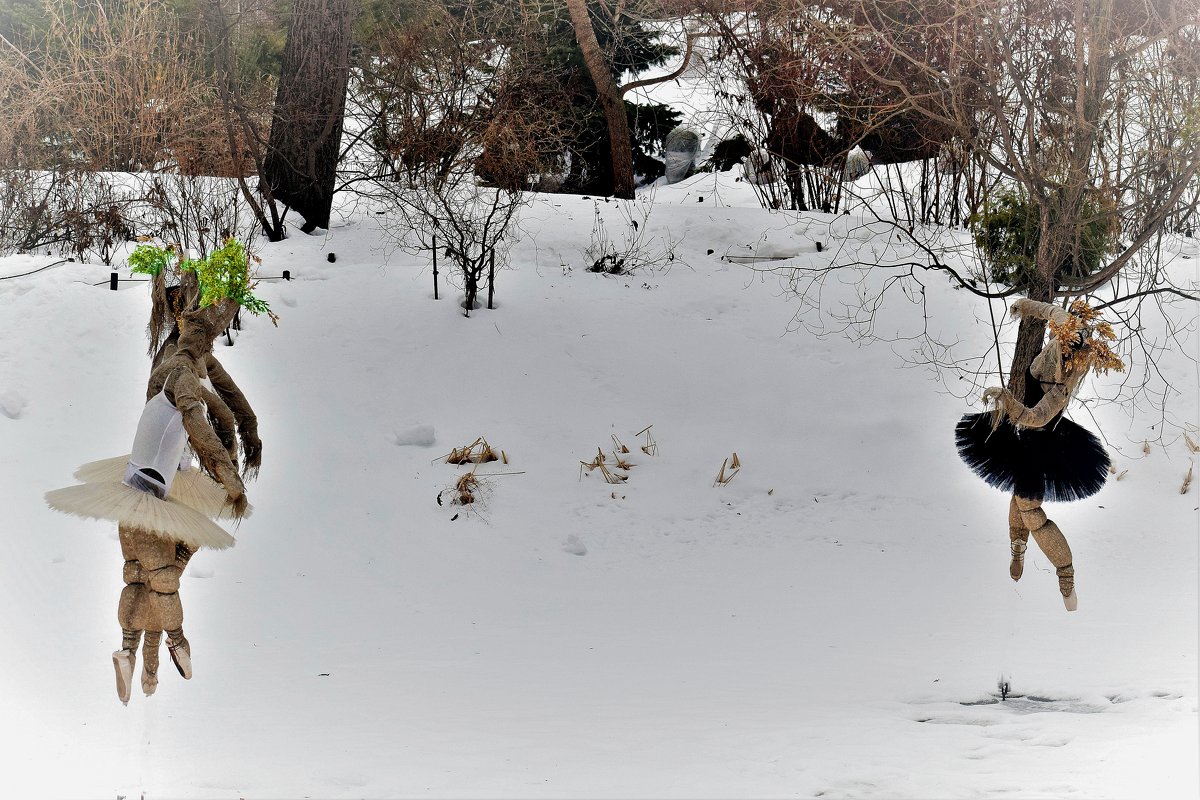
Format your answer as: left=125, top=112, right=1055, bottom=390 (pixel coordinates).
left=1012, top=298, right=1124, bottom=387
left=136, top=239, right=274, bottom=355
left=1046, top=300, right=1124, bottom=382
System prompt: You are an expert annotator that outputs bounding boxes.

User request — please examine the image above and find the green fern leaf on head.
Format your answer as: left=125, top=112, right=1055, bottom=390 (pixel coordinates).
left=132, top=238, right=274, bottom=321
left=128, top=243, right=175, bottom=277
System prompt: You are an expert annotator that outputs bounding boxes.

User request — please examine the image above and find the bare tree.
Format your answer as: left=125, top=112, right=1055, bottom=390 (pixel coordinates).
left=346, top=0, right=567, bottom=315
left=0, top=0, right=211, bottom=172
left=204, top=0, right=288, bottom=241
left=566, top=0, right=713, bottom=199
left=760, top=0, right=1198, bottom=429
left=0, top=0, right=278, bottom=260
left=263, top=0, right=359, bottom=232
left=693, top=1, right=965, bottom=213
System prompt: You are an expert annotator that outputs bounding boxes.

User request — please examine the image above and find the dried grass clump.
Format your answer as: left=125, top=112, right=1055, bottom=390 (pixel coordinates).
left=714, top=453, right=741, bottom=487
left=454, top=471, right=480, bottom=504
left=580, top=448, right=628, bottom=484
left=444, top=437, right=499, bottom=465
left=437, top=467, right=485, bottom=508
left=581, top=426, right=658, bottom=488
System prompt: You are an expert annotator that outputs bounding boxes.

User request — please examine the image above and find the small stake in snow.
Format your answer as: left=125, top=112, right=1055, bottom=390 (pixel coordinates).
left=487, top=248, right=495, bottom=310
left=282, top=269, right=291, bottom=281
left=109, top=271, right=118, bottom=290
left=432, top=235, right=440, bottom=300
left=998, top=676, right=1011, bottom=701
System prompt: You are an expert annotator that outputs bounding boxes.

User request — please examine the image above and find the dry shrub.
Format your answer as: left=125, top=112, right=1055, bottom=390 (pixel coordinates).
left=580, top=448, right=629, bottom=484
left=0, top=0, right=211, bottom=172
left=444, top=437, right=499, bottom=465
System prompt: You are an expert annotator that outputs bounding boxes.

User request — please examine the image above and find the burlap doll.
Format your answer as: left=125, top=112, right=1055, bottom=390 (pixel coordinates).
left=71, top=272, right=262, bottom=511
left=956, top=299, right=1123, bottom=611
left=47, top=240, right=271, bottom=702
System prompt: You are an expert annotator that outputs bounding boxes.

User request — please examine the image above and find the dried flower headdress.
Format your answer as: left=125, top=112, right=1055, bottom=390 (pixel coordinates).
left=1047, top=300, right=1124, bottom=376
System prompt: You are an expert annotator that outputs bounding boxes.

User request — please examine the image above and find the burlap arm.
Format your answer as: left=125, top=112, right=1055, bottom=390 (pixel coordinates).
left=983, top=382, right=1070, bottom=430
left=205, top=354, right=261, bottom=478
left=1011, top=298, right=1071, bottom=326
left=199, top=384, right=239, bottom=467
left=167, top=369, right=248, bottom=517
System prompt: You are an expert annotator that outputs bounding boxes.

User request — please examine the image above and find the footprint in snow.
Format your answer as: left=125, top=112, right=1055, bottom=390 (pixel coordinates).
left=1, top=389, right=28, bottom=419
left=393, top=424, right=436, bottom=447
left=562, top=534, right=587, bottom=556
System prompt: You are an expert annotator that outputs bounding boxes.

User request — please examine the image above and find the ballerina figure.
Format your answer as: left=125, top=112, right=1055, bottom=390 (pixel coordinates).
left=956, top=298, right=1124, bottom=611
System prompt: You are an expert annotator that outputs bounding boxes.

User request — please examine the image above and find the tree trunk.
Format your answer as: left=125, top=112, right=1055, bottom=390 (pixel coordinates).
left=565, top=0, right=635, bottom=200
left=263, top=0, right=358, bottom=232
left=1006, top=279, right=1055, bottom=404
left=1007, top=314, right=1049, bottom=404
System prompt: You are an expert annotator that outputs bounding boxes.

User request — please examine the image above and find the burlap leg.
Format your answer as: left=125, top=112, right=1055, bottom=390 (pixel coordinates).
left=146, top=590, right=183, bottom=634
left=141, top=630, right=162, bottom=696
left=117, top=583, right=152, bottom=631
left=175, top=543, right=195, bottom=569
left=1008, top=496, right=1029, bottom=582
left=1016, top=496, right=1076, bottom=609
left=166, top=627, right=192, bottom=680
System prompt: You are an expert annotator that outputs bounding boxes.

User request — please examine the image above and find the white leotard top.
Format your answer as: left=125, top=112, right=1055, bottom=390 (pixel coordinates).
left=123, top=389, right=188, bottom=499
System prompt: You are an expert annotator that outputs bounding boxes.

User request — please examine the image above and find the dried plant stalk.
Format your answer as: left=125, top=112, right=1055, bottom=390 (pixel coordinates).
left=444, top=437, right=498, bottom=465
left=580, top=447, right=627, bottom=484
left=714, top=453, right=741, bottom=487
left=1182, top=464, right=1194, bottom=495
left=455, top=472, right=479, bottom=504
left=637, top=425, right=658, bottom=456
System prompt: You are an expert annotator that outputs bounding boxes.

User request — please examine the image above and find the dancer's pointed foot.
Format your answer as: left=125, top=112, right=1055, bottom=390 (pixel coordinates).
left=167, top=630, right=192, bottom=679
left=1058, top=564, right=1076, bottom=611
left=112, top=649, right=135, bottom=705
left=1010, top=539, right=1027, bottom=582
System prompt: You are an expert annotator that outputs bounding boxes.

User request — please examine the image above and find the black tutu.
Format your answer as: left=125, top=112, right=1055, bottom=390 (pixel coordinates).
left=955, top=412, right=1110, bottom=502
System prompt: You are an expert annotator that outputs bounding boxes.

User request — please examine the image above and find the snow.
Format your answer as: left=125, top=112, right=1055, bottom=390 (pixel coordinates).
left=1, top=172, right=1196, bottom=799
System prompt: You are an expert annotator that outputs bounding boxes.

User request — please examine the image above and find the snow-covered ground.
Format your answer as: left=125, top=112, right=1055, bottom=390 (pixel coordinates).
left=1, top=172, right=1196, bottom=798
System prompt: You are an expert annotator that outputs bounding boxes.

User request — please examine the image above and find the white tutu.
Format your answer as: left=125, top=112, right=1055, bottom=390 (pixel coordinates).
left=72, top=455, right=250, bottom=520
left=45, top=481, right=235, bottom=550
